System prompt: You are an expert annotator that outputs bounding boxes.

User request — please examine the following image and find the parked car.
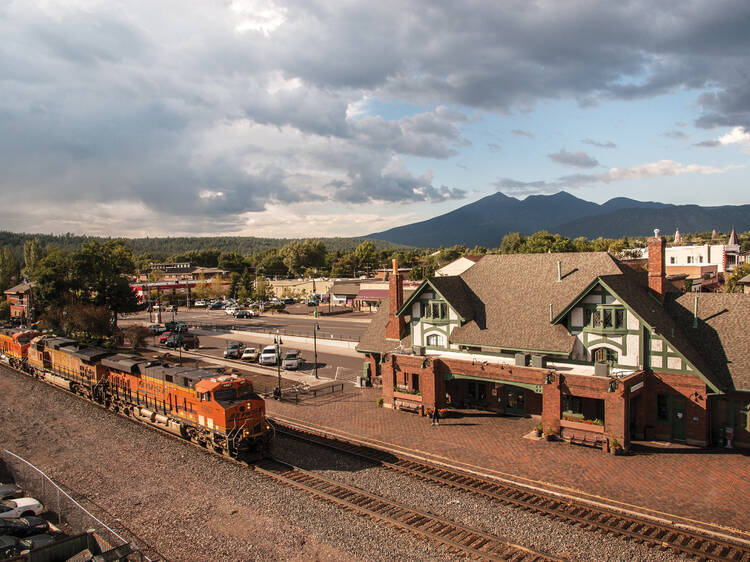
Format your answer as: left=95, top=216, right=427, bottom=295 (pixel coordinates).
left=165, top=305, right=177, bottom=312
left=158, top=331, right=172, bottom=344
left=283, top=297, right=296, bottom=305
left=235, top=309, right=257, bottom=319
left=0, top=484, right=23, bottom=501
left=147, top=324, right=166, bottom=335
left=307, top=298, right=319, bottom=307
left=208, top=301, right=224, bottom=310
left=223, top=341, right=245, bottom=359
left=259, top=345, right=278, bottom=365
left=164, top=321, right=188, bottom=333
left=225, top=307, right=239, bottom=316
left=0, top=498, right=44, bottom=519
left=16, top=533, right=57, bottom=550
left=0, top=532, right=57, bottom=557
left=241, top=347, right=259, bottom=362
left=193, top=300, right=207, bottom=308
left=0, top=516, right=50, bottom=537
left=164, top=333, right=199, bottom=350
left=282, top=351, right=302, bottom=370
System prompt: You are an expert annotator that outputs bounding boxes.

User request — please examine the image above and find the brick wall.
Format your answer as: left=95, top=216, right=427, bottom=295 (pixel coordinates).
left=647, top=235, right=667, bottom=300
left=638, top=371, right=708, bottom=445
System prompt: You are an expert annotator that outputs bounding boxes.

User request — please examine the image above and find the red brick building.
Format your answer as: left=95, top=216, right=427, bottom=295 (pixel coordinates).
left=357, top=236, right=750, bottom=451
left=3, top=281, right=35, bottom=322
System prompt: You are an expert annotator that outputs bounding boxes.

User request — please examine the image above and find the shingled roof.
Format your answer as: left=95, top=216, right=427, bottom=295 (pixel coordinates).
left=666, top=293, right=750, bottom=392
left=449, top=252, right=623, bottom=354
left=356, top=298, right=412, bottom=354
left=357, top=251, right=750, bottom=394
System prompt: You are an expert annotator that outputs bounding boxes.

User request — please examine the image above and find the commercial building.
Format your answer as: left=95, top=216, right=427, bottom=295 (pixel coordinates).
left=357, top=234, right=750, bottom=452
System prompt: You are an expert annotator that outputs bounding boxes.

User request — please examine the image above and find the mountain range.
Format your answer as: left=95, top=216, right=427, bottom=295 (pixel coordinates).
left=367, top=192, right=750, bottom=247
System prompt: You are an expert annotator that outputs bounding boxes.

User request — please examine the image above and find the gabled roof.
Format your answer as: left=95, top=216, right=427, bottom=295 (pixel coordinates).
left=666, top=293, right=750, bottom=392
left=356, top=299, right=411, bottom=354
left=3, top=281, right=34, bottom=295
left=739, top=274, right=750, bottom=284
left=449, top=252, right=623, bottom=354
left=398, top=277, right=474, bottom=322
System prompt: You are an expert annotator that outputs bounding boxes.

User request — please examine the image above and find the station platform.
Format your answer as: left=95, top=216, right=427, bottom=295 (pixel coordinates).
left=265, top=386, right=750, bottom=538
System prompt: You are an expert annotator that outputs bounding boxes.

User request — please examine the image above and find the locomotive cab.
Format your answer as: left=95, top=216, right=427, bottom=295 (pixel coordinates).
left=195, top=375, right=267, bottom=444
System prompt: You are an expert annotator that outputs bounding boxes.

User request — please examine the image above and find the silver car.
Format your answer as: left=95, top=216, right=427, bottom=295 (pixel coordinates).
left=282, top=351, right=301, bottom=370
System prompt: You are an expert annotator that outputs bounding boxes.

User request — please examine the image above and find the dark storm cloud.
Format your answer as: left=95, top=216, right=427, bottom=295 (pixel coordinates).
left=3, top=1, right=750, bottom=232
left=548, top=149, right=599, bottom=168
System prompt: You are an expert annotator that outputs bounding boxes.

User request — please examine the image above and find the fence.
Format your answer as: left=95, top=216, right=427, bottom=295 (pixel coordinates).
left=185, top=320, right=361, bottom=342
left=280, top=383, right=346, bottom=403
left=1, top=450, right=160, bottom=561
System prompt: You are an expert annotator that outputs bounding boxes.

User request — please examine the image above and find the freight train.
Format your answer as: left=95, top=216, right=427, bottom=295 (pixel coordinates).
left=0, top=328, right=270, bottom=458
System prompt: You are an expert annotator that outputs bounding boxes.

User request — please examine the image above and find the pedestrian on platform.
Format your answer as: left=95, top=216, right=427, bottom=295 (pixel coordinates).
left=431, top=408, right=440, bottom=426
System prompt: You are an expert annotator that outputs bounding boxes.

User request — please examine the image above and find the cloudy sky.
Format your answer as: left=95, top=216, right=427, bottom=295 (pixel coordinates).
left=2, top=1, right=749, bottom=238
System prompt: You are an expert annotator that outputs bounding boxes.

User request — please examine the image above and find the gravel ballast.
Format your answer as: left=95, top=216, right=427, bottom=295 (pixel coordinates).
left=1, top=365, right=687, bottom=561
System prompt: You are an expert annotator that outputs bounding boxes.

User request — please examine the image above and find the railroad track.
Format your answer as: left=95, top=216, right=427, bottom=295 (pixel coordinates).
left=272, top=419, right=750, bottom=562
left=1, top=362, right=556, bottom=560
left=254, top=457, right=562, bottom=562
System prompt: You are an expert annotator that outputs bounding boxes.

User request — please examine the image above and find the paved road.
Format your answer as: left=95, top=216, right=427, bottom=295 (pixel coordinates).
left=122, top=307, right=371, bottom=340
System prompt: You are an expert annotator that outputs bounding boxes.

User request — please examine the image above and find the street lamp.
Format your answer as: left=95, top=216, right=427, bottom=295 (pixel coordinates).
left=274, top=333, right=283, bottom=399
left=313, top=309, right=319, bottom=379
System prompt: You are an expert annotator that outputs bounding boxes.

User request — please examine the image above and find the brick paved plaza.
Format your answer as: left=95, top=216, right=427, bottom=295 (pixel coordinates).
left=266, top=387, right=750, bottom=535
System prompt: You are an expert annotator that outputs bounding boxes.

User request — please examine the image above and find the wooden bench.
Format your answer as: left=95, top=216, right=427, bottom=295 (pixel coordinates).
left=394, top=399, right=422, bottom=414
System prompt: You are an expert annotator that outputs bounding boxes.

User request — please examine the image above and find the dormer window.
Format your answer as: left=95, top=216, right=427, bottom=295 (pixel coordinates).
left=423, top=301, right=447, bottom=320
left=583, top=305, right=625, bottom=331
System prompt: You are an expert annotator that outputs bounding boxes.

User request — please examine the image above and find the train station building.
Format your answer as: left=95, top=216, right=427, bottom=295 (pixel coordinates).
left=356, top=234, right=750, bottom=452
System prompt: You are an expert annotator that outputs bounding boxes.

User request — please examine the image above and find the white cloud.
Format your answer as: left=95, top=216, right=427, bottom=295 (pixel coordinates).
left=605, top=160, right=729, bottom=182
left=718, top=126, right=750, bottom=151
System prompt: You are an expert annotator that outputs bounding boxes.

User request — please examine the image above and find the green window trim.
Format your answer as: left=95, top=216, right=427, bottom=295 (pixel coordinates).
left=583, top=304, right=626, bottom=333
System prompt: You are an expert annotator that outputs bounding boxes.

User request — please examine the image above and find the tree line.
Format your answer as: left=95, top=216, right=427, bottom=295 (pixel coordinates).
left=1, top=229, right=748, bottom=333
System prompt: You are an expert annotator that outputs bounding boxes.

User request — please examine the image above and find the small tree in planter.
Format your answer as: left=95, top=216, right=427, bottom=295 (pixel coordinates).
left=535, top=422, right=543, bottom=437
left=544, top=428, right=556, bottom=441
left=610, top=438, right=623, bottom=455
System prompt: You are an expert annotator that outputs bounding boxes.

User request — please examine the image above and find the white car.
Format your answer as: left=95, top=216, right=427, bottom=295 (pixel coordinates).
left=282, top=351, right=302, bottom=370
left=225, top=307, right=239, bottom=315
left=0, top=498, right=44, bottom=519
left=259, top=345, right=278, bottom=365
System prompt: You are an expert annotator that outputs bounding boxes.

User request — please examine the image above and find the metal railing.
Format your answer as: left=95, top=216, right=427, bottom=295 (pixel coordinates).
left=280, top=383, right=346, bottom=403
left=2, top=450, right=160, bottom=561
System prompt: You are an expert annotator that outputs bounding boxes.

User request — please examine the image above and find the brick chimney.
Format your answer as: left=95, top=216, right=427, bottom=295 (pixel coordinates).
left=647, top=229, right=667, bottom=301
left=385, top=258, right=406, bottom=340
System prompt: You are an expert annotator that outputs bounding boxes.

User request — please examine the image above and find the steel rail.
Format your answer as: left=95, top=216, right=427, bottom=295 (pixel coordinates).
left=254, top=457, right=562, bottom=562
left=272, top=420, right=750, bottom=562
left=0, top=362, right=556, bottom=560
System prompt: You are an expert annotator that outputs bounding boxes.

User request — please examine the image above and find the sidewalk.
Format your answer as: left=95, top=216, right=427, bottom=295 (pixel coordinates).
left=266, top=387, right=750, bottom=537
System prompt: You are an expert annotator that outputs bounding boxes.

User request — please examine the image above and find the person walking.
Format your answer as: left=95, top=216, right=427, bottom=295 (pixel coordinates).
left=431, top=407, right=440, bottom=426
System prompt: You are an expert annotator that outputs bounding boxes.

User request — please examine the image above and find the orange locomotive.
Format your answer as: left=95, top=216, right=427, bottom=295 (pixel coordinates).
left=0, top=329, right=40, bottom=370
left=103, top=354, right=269, bottom=457
left=22, top=335, right=269, bottom=458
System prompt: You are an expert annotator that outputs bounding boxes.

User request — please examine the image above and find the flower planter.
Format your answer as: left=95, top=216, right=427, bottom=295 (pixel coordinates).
left=393, top=391, right=422, bottom=403
left=560, top=419, right=605, bottom=433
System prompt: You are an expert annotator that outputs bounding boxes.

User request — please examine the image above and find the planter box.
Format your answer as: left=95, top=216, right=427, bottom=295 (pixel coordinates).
left=393, top=391, right=422, bottom=403
left=560, top=419, right=605, bottom=433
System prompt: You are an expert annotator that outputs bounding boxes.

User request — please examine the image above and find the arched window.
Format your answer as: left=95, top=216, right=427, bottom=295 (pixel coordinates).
left=426, top=334, right=443, bottom=347
left=593, top=347, right=617, bottom=364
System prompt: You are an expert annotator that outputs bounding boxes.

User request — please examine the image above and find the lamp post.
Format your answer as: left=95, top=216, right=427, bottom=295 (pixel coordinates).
left=274, top=333, right=283, bottom=399
left=177, top=332, right=183, bottom=366
left=313, top=309, right=319, bottom=379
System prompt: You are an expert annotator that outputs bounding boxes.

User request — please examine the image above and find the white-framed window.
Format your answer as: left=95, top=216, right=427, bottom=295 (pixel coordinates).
left=670, top=257, right=676, bottom=264
left=426, top=334, right=443, bottom=347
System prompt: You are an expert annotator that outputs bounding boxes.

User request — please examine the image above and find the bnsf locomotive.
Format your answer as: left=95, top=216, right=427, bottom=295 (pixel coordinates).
left=1, top=329, right=270, bottom=458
